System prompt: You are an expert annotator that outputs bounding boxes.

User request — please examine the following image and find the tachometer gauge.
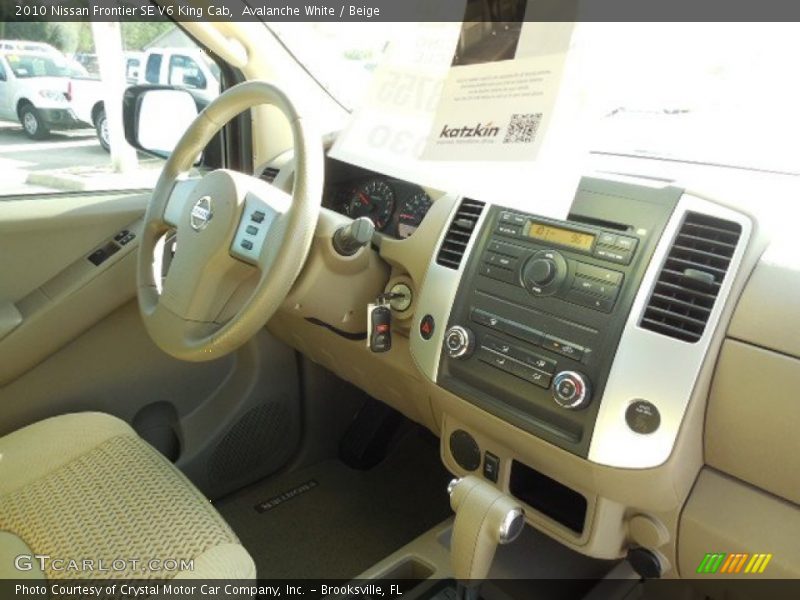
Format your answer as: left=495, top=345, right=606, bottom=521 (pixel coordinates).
left=345, top=179, right=395, bottom=231
left=397, top=191, right=433, bottom=239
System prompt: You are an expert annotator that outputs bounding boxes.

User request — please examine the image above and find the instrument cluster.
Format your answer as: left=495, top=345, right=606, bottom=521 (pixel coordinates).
left=325, top=176, right=434, bottom=240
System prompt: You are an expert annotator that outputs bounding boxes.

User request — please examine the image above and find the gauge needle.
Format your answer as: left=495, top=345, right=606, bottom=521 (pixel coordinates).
left=358, top=192, right=370, bottom=206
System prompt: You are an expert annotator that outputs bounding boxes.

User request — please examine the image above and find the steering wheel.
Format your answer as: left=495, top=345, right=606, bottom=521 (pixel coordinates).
left=137, top=81, right=322, bottom=361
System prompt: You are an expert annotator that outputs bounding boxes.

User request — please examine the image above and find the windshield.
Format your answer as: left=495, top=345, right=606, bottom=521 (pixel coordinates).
left=4, top=53, right=71, bottom=78
left=266, top=23, right=392, bottom=111
left=270, top=22, right=800, bottom=174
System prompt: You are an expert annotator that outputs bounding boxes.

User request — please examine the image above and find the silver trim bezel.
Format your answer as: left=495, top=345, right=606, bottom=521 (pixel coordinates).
left=588, top=193, right=752, bottom=468
left=410, top=196, right=491, bottom=382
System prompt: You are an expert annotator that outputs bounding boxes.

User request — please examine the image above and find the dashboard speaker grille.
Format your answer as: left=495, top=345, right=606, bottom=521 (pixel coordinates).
left=640, top=211, right=741, bottom=343
left=260, top=166, right=280, bottom=184
left=436, top=198, right=485, bottom=269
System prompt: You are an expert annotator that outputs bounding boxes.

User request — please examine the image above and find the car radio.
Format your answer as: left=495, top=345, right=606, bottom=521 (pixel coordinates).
left=437, top=179, right=681, bottom=458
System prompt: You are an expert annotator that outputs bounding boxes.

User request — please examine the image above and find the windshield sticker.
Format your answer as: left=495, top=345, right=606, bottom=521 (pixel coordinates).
left=423, top=21, right=572, bottom=162
left=331, top=5, right=587, bottom=218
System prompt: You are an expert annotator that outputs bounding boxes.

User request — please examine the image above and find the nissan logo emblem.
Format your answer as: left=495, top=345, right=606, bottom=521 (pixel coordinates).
left=190, top=196, right=213, bottom=231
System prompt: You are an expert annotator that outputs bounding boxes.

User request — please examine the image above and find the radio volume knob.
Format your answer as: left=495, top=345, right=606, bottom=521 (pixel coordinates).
left=552, top=371, right=592, bottom=409
left=444, top=326, right=475, bottom=359
left=525, top=258, right=556, bottom=285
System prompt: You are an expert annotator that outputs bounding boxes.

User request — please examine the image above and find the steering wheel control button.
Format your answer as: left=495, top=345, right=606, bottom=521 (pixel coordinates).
left=232, top=201, right=279, bottom=264
left=449, top=430, right=481, bottom=472
left=626, top=400, right=661, bottom=434
left=444, top=326, right=475, bottom=359
left=552, top=371, right=591, bottom=409
left=419, top=314, right=435, bottom=340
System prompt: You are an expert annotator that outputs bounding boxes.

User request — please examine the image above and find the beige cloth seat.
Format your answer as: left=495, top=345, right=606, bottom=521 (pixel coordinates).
left=0, top=412, right=255, bottom=580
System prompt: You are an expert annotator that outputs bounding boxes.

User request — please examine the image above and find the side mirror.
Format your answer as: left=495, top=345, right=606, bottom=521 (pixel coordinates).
left=123, top=86, right=201, bottom=159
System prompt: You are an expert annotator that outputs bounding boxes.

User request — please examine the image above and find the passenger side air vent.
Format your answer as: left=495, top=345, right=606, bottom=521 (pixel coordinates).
left=436, top=199, right=485, bottom=269
left=260, top=166, right=280, bottom=184
left=640, top=212, right=742, bottom=342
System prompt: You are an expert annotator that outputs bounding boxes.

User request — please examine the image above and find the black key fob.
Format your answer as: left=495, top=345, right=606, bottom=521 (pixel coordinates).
left=368, top=304, right=392, bottom=353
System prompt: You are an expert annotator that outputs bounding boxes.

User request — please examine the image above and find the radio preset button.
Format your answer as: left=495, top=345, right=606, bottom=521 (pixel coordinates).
left=614, top=236, right=638, bottom=252
left=575, top=262, right=624, bottom=285
left=484, top=252, right=518, bottom=269
left=598, top=232, right=617, bottom=246
left=594, top=247, right=632, bottom=265
left=499, top=212, right=527, bottom=226
left=479, top=263, right=517, bottom=284
left=496, top=224, right=521, bottom=237
left=487, top=240, right=525, bottom=258
left=572, top=276, right=617, bottom=298
left=565, top=289, right=615, bottom=313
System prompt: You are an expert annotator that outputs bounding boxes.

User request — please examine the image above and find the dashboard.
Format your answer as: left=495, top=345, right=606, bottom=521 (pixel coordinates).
left=267, top=145, right=799, bottom=580
left=322, top=158, right=435, bottom=240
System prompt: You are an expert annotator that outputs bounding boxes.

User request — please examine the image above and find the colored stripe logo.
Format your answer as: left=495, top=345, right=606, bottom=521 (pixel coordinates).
left=697, top=553, right=772, bottom=574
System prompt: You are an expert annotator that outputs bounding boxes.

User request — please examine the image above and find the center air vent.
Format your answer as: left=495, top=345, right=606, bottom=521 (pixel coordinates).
left=436, top=199, right=485, bottom=269
left=640, top=211, right=741, bottom=343
left=260, top=166, right=280, bottom=184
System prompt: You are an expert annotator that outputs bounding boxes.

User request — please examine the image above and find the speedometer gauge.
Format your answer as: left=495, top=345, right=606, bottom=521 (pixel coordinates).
left=397, top=191, right=433, bottom=239
left=345, top=179, right=395, bottom=231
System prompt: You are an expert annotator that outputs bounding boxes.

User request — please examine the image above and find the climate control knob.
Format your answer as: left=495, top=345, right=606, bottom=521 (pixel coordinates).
left=552, top=371, right=592, bottom=409
left=444, top=326, right=475, bottom=359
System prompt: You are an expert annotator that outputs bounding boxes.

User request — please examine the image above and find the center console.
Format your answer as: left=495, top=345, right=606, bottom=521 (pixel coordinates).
left=436, top=179, right=681, bottom=458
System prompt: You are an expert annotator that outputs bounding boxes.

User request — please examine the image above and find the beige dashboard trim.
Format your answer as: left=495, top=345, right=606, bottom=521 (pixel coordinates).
left=706, top=340, right=800, bottom=506
left=728, top=238, right=800, bottom=359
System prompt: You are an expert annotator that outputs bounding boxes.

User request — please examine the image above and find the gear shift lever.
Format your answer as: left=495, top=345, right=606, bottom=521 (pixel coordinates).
left=448, top=476, right=525, bottom=599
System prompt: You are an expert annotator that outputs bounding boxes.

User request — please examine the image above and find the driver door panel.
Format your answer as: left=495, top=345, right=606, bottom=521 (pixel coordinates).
left=0, top=190, right=302, bottom=499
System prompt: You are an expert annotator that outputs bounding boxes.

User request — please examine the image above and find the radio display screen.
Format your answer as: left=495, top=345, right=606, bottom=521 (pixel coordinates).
left=528, top=222, right=595, bottom=251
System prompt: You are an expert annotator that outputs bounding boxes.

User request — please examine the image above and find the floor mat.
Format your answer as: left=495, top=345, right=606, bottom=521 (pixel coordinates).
left=215, top=428, right=453, bottom=579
